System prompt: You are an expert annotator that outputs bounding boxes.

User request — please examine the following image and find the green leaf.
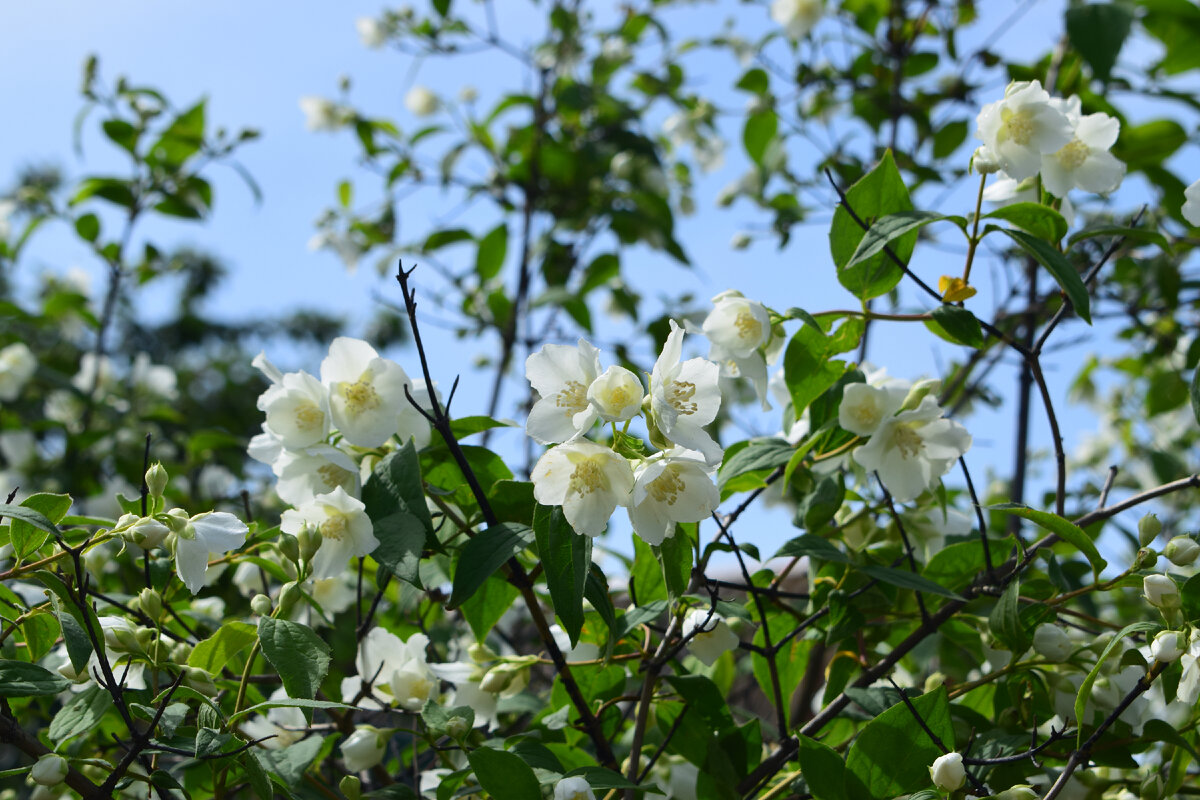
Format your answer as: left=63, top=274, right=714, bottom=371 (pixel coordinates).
left=102, top=119, right=140, bottom=154
left=362, top=441, right=435, bottom=533
left=467, top=746, right=541, bottom=800
left=932, top=120, right=968, bottom=159
left=743, top=109, right=778, bottom=165
left=830, top=151, right=916, bottom=300
left=255, top=735, right=324, bottom=788
left=57, top=611, right=92, bottom=674
left=1181, top=573, right=1200, bottom=623
left=718, top=438, right=795, bottom=488
left=74, top=213, right=101, bottom=242
left=71, top=176, right=137, bottom=208
left=4, top=496, right=69, bottom=561
left=984, top=203, right=1068, bottom=243
left=1066, top=2, right=1134, bottom=82
left=844, top=687, right=953, bottom=800
left=189, top=621, right=259, bottom=673
left=988, top=578, right=1028, bottom=653
left=371, top=511, right=427, bottom=588
left=21, top=612, right=59, bottom=662
left=846, top=211, right=963, bottom=269
left=929, top=305, right=984, bottom=348
left=458, top=575, right=520, bottom=644
left=448, top=523, right=533, bottom=609
left=534, top=504, right=590, bottom=646
left=991, top=503, right=1107, bottom=579
left=196, top=727, right=232, bottom=758
left=1143, top=719, right=1200, bottom=761
left=147, top=100, right=206, bottom=168
left=257, top=618, right=331, bottom=701
left=230, top=698, right=354, bottom=724
left=423, top=227, right=473, bottom=252
left=774, top=534, right=850, bottom=564
left=1074, top=621, right=1159, bottom=745
left=0, top=660, right=71, bottom=696
left=858, top=564, right=963, bottom=600
left=658, top=527, right=693, bottom=602
left=475, top=223, right=509, bottom=280
left=994, top=227, right=1091, bottom=324
left=796, top=734, right=848, bottom=800
left=240, top=753, right=274, bottom=800
left=1067, top=225, right=1170, bottom=251
left=1114, top=119, right=1188, bottom=168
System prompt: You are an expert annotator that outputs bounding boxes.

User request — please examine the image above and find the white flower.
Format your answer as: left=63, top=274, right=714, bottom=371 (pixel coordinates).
left=553, top=776, right=596, bottom=800
left=703, top=291, right=775, bottom=411
left=0, top=342, right=36, bottom=401
left=342, top=726, right=389, bottom=772
left=996, top=786, right=1037, bottom=800
left=838, top=383, right=904, bottom=437
left=929, top=752, right=966, bottom=792
left=300, top=96, right=351, bottom=132
left=0, top=198, right=14, bottom=241
left=405, top=86, right=439, bottom=116
left=174, top=511, right=249, bottom=594
left=681, top=608, right=739, bottom=666
left=650, top=320, right=723, bottom=465
left=30, top=754, right=68, bottom=787
left=1164, top=536, right=1200, bottom=567
left=550, top=624, right=600, bottom=662
left=628, top=453, right=719, bottom=546
left=447, top=679, right=499, bottom=729
left=320, top=337, right=429, bottom=448
left=131, top=353, right=178, bottom=399
left=525, top=339, right=602, bottom=445
left=1032, top=624, right=1073, bottom=662
left=240, top=688, right=307, bottom=749
left=1040, top=111, right=1125, bottom=197
left=1183, top=179, right=1200, bottom=226
left=281, top=486, right=378, bottom=580
left=586, top=365, right=644, bottom=423
left=852, top=395, right=972, bottom=503
left=984, top=174, right=1076, bottom=225
left=273, top=444, right=360, bottom=507
left=970, top=145, right=1002, bottom=175
left=1143, top=574, right=1180, bottom=609
left=1151, top=630, right=1186, bottom=663
left=356, top=17, right=387, bottom=48
left=531, top=440, right=634, bottom=537
left=770, top=0, right=823, bottom=40
left=975, top=81, right=1074, bottom=181
left=342, top=628, right=435, bottom=711
left=1177, top=633, right=1200, bottom=705
left=254, top=357, right=331, bottom=450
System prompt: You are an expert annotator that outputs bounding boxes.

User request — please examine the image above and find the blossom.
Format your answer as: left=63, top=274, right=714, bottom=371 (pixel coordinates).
left=342, top=726, right=389, bottom=772
left=532, top=441, right=634, bottom=537
left=272, top=444, right=360, bottom=507
left=131, top=352, right=178, bottom=399
left=1143, top=574, right=1180, bottom=609
left=929, top=752, right=966, bottom=792
left=703, top=291, right=775, bottom=410
left=240, top=688, right=307, bottom=749
left=1040, top=110, right=1124, bottom=197
left=852, top=396, right=972, bottom=502
left=320, top=337, right=429, bottom=448
left=628, top=453, right=720, bottom=546
left=525, top=339, right=602, bottom=445
left=1164, top=536, right=1200, bottom=567
left=770, top=0, right=823, bottom=41
left=0, top=342, right=36, bottom=401
left=1184, top=179, right=1200, bottom=226
left=342, top=628, right=435, bottom=711
left=405, top=86, right=439, bottom=116
left=173, top=511, right=249, bottom=594
left=553, top=776, right=597, bottom=800
left=1177, top=633, right=1200, bottom=705
left=838, top=382, right=903, bottom=437
left=1032, top=624, right=1072, bottom=662
left=300, top=96, right=351, bottom=132
left=1151, top=630, right=1186, bottom=663
left=253, top=355, right=331, bottom=450
left=356, top=17, right=387, bottom=48
left=975, top=81, right=1074, bottom=181
left=586, top=365, right=644, bottom=423
left=650, top=320, right=723, bottom=465
left=30, top=754, right=68, bottom=787
left=681, top=608, right=739, bottom=666
left=281, top=486, right=378, bottom=580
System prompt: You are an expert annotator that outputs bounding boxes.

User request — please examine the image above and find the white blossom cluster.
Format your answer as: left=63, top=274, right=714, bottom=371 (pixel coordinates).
left=974, top=80, right=1125, bottom=200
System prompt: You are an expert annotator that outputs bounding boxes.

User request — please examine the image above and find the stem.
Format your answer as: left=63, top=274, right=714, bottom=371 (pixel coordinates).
left=962, top=172, right=987, bottom=284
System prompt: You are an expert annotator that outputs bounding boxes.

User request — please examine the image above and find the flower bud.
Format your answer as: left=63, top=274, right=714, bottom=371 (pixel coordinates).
left=479, top=665, right=515, bottom=694
left=340, top=776, right=362, bottom=800
left=138, top=588, right=163, bottom=622
left=171, top=642, right=193, bottom=664
left=184, top=667, right=218, bottom=696
left=1139, top=514, right=1162, bottom=547
left=297, top=525, right=323, bottom=563
left=277, top=581, right=303, bottom=616
left=278, top=533, right=300, bottom=565
left=341, top=726, right=388, bottom=772
left=1032, top=623, right=1072, bottom=662
left=445, top=714, right=470, bottom=740
left=467, top=642, right=498, bottom=664
left=997, top=786, right=1037, bottom=800
left=250, top=594, right=273, bottom=616
left=125, top=517, right=170, bottom=549
left=1151, top=630, right=1186, bottom=663
left=30, top=754, right=68, bottom=787
left=1164, top=536, right=1200, bottom=567
left=929, top=752, right=966, bottom=792
left=899, top=378, right=943, bottom=412
left=1144, top=574, right=1180, bottom=610
left=923, top=672, right=946, bottom=693
left=458, top=86, right=478, bottom=104
left=163, top=508, right=191, bottom=534
left=115, top=513, right=139, bottom=531
left=970, top=145, right=1002, bottom=175
left=134, top=626, right=157, bottom=650
left=731, top=232, right=752, bottom=250
left=1136, top=548, right=1159, bottom=570
left=145, top=462, right=168, bottom=499
left=1140, top=774, right=1162, bottom=800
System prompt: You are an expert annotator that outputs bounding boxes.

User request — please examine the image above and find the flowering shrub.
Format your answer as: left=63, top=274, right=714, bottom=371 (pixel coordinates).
left=5, top=2, right=1200, bottom=800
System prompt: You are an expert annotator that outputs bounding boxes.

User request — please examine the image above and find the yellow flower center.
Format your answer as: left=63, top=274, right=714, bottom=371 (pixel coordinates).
left=568, top=457, right=605, bottom=496
left=555, top=380, right=587, bottom=412
left=851, top=403, right=879, bottom=428
left=1001, top=108, right=1035, bottom=146
left=319, top=513, right=349, bottom=541
left=668, top=380, right=698, bottom=415
left=1055, top=138, right=1089, bottom=170
left=340, top=374, right=381, bottom=416
left=317, top=463, right=354, bottom=490
left=647, top=468, right=685, bottom=506
left=890, top=423, right=924, bottom=459
left=295, top=403, right=324, bottom=431
left=734, top=310, right=763, bottom=343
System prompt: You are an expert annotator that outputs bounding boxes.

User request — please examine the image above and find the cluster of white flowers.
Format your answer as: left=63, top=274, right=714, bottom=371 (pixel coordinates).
left=837, top=378, right=972, bottom=503
left=0, top=342, right=36, bottom=401
left=975, top=81, right=1125, bottom=199
left=299, top=96, right=354, bottom=132
left=250, top=337, right=431, bottom=579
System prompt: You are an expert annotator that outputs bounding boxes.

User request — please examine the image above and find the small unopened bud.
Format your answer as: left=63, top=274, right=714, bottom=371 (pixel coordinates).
left=479, top=665, right=514, bottom=694
left=134, top=626, right=157, bottom=650
left=900, top=378, right=942, bottom=412
left=1151, top=630, right=1186, bottom=663
left=1136, top=548, right=1159, bottom=570
left=929, top=752, right=966, bottom=792
left=1141, top=774, right=1163, bottom=800
left=106, top=625, right=139, bottom=652
left=137, top=588, right=162, bottom=621
left=30, top=754, right=68, bottom=787
left=278, top=534, right=300, bottom=565
left=277, top=582, right=303, bottom=616
left=163, top=508, right=191, bottom=534
left=445, top=714, right=470, bottom=740
left=467, top=642, right=498, bottom=664
left=126, top=517, right=169, bottom=549
left=250, top=594, right=273, bottom=616
left=1144, top=574, right=1180, bottom=610
left=970, top=145, right=1002, bottom=175
left=145, top=463, right=168, bottom=499
left=171, top=642, right=193, bottom=663
left=731, top=232, right=752, bottom=250
left=923, top=672, right=946, bottom=693
left=997, top=786, right=1037, bottom=800
left=1164, top=536, right=1200, bottom=567
left=296, top=526, right=322, bottom=563
left=1139, top=514, right=1162, bottom=547
left=184, top=667, right=217, bottom=696
left=339, top=776, right=362, bottom=800
left=1032, top=623, right=1072, bottom=662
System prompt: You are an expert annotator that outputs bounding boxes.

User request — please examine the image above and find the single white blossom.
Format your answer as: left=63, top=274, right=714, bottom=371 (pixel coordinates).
left=1183, top=179, right=1200, bottom=226
left=1151, top=630, right=1186, bottom=663
left=681, top=608, right=739, bottom=666
left=650, top=320, right=723, bottom=465
left=1040, top=110, right=1125, bottom=197
left=30, top=754, right=68, bottom=787
left=770, top=0, right=823, bottom=41
left=628, top=453, right=719, bottom=546
left=405, top=86, right=439, bottom=116
left=254, top=355, right=331, bottom=450
left=852, top=395, right=972, bottom=502
left=975, top=81, right=1074, bottom=181
left=531, top=440, right=634, bottom=537
left=838, top=382, right=904, bottom=437
left=342, top=628, right=435, bottom=711
left=356, top=17, right=387, bottom=48
left=929, top=752, right=966, bottom=792
left=586, top=365, right=644, bottom=423
left=1143, top=574, right=1180, bottom=609
left=131, top=353, right=178, bottom=400
left=281, top=486, right=378, bottom=580
left=300, top=96, right=351, bottom=132
left=320, top=337, right=429, bottom=448
left=0, top=342, right=36, bottom=401
left=273, top=444, right=360, bottom=508
left=553, top=776, right=596, bottom=800
left=240, top=687, right=307, bottom=749
left=174, top=511, right=249, bottom=594
left=1164, top=536, right=1200, bottom=567
left=1032, top=624, right=1073, bottom=662
left=525, top=339, right=602, bottom=445
left=1176, top=633, right=1200, bottom=705
left=341, top=726, right=389, bottom=772
left=703, top=291, right=775, bottom=411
